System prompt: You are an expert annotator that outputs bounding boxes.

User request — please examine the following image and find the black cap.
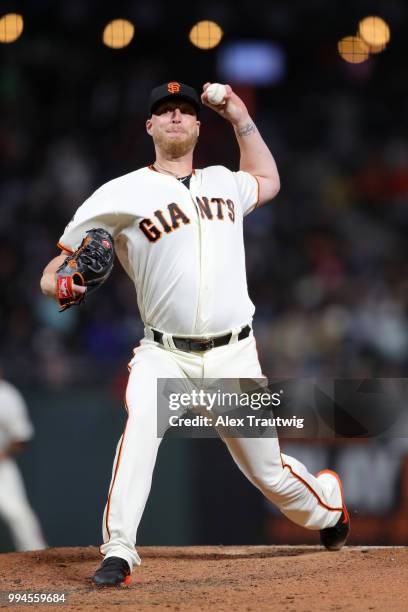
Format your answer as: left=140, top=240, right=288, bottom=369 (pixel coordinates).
left=149, top=82, right=201, bottom=116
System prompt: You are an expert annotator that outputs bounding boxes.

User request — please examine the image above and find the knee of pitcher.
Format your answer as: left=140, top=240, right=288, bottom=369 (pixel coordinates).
left=251, top=472, right=285, bottom=496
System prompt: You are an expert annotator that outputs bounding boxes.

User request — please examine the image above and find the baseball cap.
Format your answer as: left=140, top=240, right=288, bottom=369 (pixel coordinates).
left=149, top=82, right=201, bottom=116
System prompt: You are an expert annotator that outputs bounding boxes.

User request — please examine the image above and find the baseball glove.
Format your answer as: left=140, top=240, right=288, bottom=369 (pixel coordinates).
left=56, top=228, right=115, bottom=311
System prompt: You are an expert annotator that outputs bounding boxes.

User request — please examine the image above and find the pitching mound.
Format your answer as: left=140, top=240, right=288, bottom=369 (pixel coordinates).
left=0, top=546, right=407, bottom=610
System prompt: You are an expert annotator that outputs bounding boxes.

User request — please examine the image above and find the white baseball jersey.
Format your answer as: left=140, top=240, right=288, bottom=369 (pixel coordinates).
left=58, top=166, right=259, bottom=336
left=67, top=163, right=347, bottom=575
left=0, top=381, right=34, bottom=452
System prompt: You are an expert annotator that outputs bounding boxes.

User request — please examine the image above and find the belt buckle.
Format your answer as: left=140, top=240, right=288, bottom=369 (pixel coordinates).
left=197, top=338, right=215, bottom=351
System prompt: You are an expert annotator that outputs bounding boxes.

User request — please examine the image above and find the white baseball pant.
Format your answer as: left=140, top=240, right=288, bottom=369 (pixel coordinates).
left=100, top=332, right=342, bottom=570
left=0, top=458, right=47, bottom=551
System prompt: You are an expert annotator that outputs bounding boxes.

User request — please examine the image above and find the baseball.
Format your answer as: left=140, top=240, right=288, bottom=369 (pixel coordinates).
left=206, top=83, right=227, bottom=105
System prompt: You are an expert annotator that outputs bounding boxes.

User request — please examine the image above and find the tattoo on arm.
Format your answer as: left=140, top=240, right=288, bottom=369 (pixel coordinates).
left=237, top=122, right=256, bottom=137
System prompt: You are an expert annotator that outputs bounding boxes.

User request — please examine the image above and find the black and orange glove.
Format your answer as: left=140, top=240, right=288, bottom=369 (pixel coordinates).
left=56, top=228, right=115, bottom=311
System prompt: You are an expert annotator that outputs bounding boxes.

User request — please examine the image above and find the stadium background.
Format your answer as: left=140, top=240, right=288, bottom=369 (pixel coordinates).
left=1, top=0, right=407, bottom=550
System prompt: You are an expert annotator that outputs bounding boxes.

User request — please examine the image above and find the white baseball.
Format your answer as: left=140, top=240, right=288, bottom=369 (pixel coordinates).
left=206, top=83, right=227, bottom=106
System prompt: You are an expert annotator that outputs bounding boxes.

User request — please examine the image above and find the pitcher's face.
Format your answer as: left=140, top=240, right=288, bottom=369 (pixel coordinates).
left=146, top=100, right=200, bottom=157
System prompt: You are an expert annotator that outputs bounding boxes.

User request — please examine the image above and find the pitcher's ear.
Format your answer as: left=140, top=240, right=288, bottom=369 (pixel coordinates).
left=146, top=118, right=153, bottom=135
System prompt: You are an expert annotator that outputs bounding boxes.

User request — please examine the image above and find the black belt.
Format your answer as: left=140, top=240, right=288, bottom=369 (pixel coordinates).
left=152, top=324, right=251, bottom=353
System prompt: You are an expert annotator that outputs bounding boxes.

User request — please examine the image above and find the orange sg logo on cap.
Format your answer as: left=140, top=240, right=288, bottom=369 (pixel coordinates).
left=167, top=82, right=181, bottom=93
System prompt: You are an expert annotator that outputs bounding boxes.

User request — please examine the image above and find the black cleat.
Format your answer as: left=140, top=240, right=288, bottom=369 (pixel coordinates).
left=318, top=469, right=350, bottom=551
left=92, top=556, right=131, bottom=587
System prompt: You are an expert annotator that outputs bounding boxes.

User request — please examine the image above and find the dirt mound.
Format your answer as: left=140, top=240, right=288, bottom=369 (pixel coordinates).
left=0, top=545, right=407, bottom=610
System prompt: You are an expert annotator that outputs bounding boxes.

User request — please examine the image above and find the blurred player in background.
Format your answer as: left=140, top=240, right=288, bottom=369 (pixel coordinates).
left=0, top=371, right=47, bottom=551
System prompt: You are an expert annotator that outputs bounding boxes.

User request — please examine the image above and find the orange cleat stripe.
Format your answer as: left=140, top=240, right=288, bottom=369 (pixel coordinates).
left=123, top=575, right=132, bottom=586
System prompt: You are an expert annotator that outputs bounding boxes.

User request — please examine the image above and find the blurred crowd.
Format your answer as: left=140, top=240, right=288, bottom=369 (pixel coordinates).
left=1, top=8, right=408, bottom=392
left=1, top=2, right=408, bottom=550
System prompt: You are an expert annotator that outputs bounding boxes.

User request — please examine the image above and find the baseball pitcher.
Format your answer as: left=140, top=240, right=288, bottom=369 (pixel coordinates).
left=40, top=82, right=350, bottom=586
